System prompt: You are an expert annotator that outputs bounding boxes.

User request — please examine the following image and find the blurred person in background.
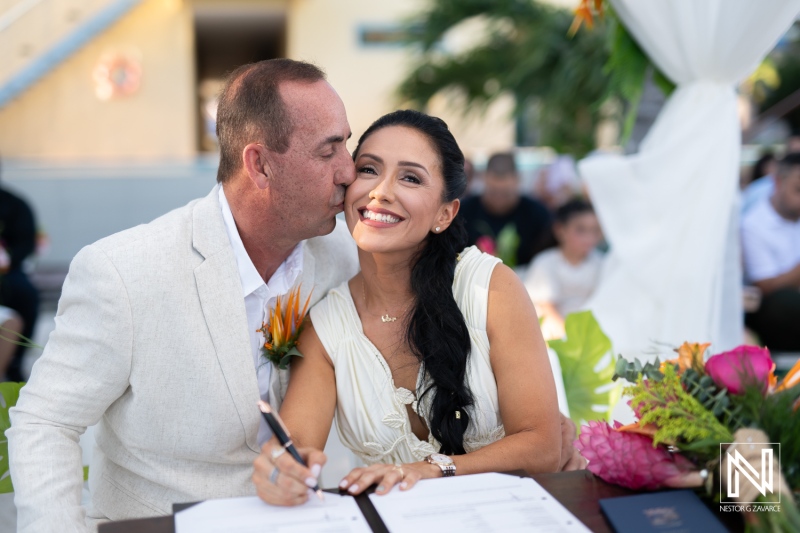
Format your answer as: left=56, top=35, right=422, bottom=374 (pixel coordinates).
left=525, top=199, right=604, bottom=340
left=534, top=154, right=581, bottom=212
left=742, top=134, right=800, bottom=215
left=741, top=151, right=777, bottom=214
left=0, top=305, right=24, bottom=381
left=0, top=157, right=40, bottom=381
left=742, top=152, right=800, bottom=351
left=459, top=152, right=552, bottom=268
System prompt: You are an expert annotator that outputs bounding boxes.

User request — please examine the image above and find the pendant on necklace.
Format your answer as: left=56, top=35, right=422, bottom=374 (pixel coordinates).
left=381, top=314, right=397, bottom=323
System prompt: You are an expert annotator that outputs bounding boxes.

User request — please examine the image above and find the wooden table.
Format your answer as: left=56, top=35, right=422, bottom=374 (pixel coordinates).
left=99, top=470, right=741, bottom=532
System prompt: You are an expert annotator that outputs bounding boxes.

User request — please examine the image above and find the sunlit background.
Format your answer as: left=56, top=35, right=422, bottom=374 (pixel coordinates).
left=0, top=0, right=796, bottom=270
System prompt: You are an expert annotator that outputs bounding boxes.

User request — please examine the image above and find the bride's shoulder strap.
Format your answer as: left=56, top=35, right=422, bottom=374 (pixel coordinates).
left=452, top=246, right=502, bottom=331
left=308, top=280, right=355, bottom=366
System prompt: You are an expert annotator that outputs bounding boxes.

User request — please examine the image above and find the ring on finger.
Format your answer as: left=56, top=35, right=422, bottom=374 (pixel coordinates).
left=270, top=446, right=286, bottom=462
left=269, top=466, right=280, bottom=485
left=392, top=465, right=405, bottom=479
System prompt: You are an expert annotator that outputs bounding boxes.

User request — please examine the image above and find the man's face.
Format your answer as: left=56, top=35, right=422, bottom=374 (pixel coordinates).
left=481, top=171, right=521, bottom=216
left=775, top=167, right=800, bottom=220
left=269, top=80, right=355, bottom=240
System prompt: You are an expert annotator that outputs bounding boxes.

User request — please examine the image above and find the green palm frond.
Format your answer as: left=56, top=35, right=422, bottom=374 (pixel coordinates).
left=397, top=0, right=611, bottom=156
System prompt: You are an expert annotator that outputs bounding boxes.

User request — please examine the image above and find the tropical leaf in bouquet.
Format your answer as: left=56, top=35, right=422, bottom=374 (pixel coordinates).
left=680, top=367, right=745, bottom=430
left=612, top=355, right=663, bottom=383
left=0, top=381, right=25, bottom=494
left=548, top=311, right=614, bottom=427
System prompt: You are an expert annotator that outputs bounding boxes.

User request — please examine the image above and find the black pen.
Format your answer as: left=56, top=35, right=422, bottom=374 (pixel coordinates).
left=258, top=400, right=324, bottom=500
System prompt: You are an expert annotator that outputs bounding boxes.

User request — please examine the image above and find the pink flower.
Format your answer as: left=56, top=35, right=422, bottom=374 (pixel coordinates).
left=574, top=421, right=696, bottom=490
left=704, top=345, right=774, bottom=395
left=475, top=236, right=496, bottom=255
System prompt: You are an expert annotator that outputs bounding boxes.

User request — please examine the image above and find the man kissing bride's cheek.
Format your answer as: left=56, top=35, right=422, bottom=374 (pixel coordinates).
left=254, top=109, right=577, bottom=505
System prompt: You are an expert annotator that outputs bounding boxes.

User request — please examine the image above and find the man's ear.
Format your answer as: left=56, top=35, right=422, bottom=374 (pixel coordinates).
left=242, top=143, right=273, bottom=190
left=434, top=198, right=460, bottom=232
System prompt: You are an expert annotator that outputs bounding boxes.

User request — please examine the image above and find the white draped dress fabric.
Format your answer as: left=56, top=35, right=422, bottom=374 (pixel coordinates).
left=578, top=0, right=800, bottom=360
left=309, top=246, right=506, bottom=465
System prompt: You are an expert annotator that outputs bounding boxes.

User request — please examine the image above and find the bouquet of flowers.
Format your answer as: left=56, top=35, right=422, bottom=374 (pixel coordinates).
left=574, top=343, right=800, bottom=530
left=258, top=285, right=312, bottom=370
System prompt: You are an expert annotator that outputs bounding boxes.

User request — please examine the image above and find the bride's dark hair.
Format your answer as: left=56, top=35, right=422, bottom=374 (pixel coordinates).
left=353, top=109, right=473, bottom=455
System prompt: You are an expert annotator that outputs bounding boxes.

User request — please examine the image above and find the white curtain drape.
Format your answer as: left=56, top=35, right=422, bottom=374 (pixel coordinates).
left=579, top=0, right=800, bottom=360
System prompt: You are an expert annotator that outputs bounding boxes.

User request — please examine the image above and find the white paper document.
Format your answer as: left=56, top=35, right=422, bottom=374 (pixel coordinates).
left=174, top=492, right=371, bottom=533
left=369, top=472, right=591, bottom=533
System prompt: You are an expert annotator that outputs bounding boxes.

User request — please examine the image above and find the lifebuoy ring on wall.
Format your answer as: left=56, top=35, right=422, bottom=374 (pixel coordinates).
left=93, top=51, right=142, bottom=101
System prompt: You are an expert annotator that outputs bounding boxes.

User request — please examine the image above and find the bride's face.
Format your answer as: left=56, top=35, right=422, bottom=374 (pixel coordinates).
left=345, top=125, right=458, bottom=255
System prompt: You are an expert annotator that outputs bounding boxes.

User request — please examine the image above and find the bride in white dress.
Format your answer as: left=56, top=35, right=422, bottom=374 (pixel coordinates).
left=254, top=110, right=561, bottom=505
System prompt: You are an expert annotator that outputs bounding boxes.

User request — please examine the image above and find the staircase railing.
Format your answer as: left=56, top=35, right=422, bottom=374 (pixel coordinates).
left=0, top=0, right=141, bottom=109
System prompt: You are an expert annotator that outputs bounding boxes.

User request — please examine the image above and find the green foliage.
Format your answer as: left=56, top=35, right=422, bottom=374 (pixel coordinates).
left=748, top=494, right=800, bottom=532
left=397, top=0, right=611, bottom=156
left=601, top=5, right=674, bottom=143
left=731, top=386, right=800, bottom=490
left=612, top=355, right=663, bottom=383
left=397, top=0, right=678, bottom=154
left=0, top=325, right=42, bottom=351
left=757, top=36, right=800, bottom=133
left=548, top=311, right=615, bottom=427
left=0, top=382, right=25, bottom=494
left=680, top=367, right=744, bottom=431
left=625, top=365, right=731, bottom=460
left=495, top=224, right=520, bottom=268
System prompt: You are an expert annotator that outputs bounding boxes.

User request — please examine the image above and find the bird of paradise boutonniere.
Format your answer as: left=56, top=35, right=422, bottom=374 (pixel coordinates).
left=258, top=285, right=312, bottom=370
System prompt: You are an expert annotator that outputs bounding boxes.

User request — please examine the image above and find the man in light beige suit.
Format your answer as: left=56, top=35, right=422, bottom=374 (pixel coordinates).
left=8, top=59, right=360, bottom=532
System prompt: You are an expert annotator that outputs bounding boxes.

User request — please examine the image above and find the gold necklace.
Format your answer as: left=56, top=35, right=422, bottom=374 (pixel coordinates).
left=361, top=277, right=399, bottom=323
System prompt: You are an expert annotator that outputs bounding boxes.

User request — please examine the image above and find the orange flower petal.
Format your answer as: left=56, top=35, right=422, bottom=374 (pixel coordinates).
left=616, top=422, right=658, bottom=438
left=673, top=342, right=710, bottom=373
left=776, top=357, right=800, bottom=392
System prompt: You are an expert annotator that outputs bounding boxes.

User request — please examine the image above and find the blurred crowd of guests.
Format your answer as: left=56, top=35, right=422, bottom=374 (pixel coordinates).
left=0, top=158, right=40, bottom=382
left=741, top=135, right=800, bottom=352
left=458, top=151, right=604, bottom=341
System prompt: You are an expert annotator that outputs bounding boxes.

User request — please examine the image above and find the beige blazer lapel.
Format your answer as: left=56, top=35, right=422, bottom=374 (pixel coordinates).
left=192, top=186, right=261, bottom=453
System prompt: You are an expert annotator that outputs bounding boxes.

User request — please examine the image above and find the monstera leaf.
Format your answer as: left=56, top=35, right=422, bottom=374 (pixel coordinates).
left=0, top=381, right=24, bottom=493
left=548, top=311, right=615, bottom=427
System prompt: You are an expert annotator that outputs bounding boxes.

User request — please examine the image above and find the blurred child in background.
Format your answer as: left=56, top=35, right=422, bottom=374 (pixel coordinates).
left=525, top=199, right=604, bottom=340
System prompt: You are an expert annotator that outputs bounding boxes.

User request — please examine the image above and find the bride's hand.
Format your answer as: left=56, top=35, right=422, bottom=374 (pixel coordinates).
left=338, top=462, right=434, bottom=495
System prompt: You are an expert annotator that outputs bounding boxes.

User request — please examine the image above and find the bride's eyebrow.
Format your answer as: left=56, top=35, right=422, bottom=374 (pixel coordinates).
left=358, top=153, right=382, bottom=163
left=359, top=152, right=429, bottom=174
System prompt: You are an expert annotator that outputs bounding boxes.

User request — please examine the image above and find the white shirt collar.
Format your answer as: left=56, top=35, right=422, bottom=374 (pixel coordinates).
left=218, top=186, right=304, bottom=298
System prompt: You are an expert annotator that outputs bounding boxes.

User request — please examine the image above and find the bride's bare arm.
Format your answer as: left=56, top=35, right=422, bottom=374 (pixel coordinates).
left=252, top=321, right=337, bottom=506
left=277, top=321, right=337, bottom=450
left=451, top=263, right=561, bottom=475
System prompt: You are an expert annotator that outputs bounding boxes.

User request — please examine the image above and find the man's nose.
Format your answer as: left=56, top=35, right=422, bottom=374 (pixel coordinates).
left=335, top=155, right=356, bottom=186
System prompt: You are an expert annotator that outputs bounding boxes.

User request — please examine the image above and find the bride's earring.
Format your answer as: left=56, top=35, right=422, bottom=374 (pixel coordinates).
left=434, top=227, right=441, bottom=232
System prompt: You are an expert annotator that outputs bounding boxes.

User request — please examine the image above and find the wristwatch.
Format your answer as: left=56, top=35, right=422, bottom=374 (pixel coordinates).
left=426, top=453, right=456, bottom=477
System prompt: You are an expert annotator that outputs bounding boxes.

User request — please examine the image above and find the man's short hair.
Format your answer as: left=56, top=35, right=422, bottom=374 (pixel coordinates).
left=216, top=59, right=326, bottom=183
left=777, top=152, right=800, bottom=179
left=486, top=152, right=517, bottom=176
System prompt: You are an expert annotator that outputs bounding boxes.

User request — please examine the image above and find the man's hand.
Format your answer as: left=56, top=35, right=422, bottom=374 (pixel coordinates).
left=559, top=413, right=587, bottom=471
left=252, top=439, right=326, bottom=506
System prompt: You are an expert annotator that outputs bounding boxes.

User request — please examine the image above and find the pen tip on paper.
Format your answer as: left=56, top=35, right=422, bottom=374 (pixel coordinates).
left=315, top=489, right=324, bottom=501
